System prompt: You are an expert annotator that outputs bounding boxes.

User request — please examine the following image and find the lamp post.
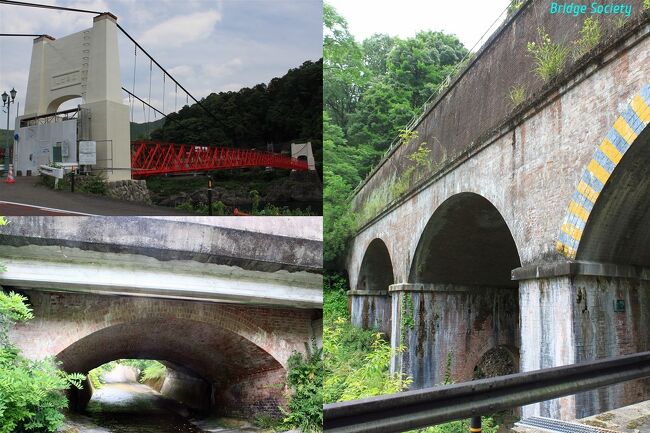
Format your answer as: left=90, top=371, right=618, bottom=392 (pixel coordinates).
left=2, top=88, right=17, bottom=177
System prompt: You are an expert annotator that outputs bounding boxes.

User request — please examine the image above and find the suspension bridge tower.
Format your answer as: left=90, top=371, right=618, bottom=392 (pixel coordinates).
left=15, top=12, right=131, bottom=181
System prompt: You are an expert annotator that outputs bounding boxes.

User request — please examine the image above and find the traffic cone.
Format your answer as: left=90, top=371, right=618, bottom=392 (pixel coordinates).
left=5, top=164, right=15, bottom=184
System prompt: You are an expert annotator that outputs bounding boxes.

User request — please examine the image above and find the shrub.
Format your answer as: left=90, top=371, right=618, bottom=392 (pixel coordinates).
left=324, top=272, right=349, bottom=323
left=253, top=412, right=282, bottom=430
left=77, top=174, right=107, bottom=195
left=281, top=342, right=323, bottom=433
left=527, top=27, right=569, bottom=81
left=212, top=200, right=227, bottom=215
left=250, top=190, right=261, bottom=214
left=508, top=85, right=526, bottom=106
left=574, top=17, right=601, bottom=59
left=324, top=318, right=410, bottom=403
left=644, top=0, right=649, bottom=10
left=175, top=201, right=196, bottom=212
left=0, top=292, right=84, bottom=433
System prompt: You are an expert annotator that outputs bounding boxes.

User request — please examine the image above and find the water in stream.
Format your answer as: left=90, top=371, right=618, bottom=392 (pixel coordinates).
left=66, top=383, right=205, bottom=433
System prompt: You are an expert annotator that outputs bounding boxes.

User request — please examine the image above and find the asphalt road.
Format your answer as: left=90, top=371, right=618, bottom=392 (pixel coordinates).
left=0, top=176, right=193, bottom=216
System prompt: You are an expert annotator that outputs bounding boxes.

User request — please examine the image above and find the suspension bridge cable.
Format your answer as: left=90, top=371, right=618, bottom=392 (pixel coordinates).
left=122, top=87, right=183, bottom=128
left=0, top=33, right=46, bottom=37
left=115, top=23, right=224, bottom=126
left=0, top=0, right=101, bottom=14
left=147, top=59, right=152, bottom=128
left=1, top=0, right=226, bottom=127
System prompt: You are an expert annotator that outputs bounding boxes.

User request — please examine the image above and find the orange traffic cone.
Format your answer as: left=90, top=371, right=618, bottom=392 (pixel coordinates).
left=5, top=164, right=15, bottom=184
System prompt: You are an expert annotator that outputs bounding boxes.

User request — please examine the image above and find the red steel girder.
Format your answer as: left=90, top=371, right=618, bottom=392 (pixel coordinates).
left=131, top=140, right=309, bottom=177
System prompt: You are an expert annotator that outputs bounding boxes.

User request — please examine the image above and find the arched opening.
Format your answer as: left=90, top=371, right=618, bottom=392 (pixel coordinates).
left=404, top=193, right=521, bottom=387
left=351, top=239, right=394, bottom=337
left=577, top=125, right=650, bottom=266
left=410, top=193, right=520, bottom=287
left=46, top=95, right=83, bottom=114
left=570, top=123, right=650, bottom=414
left=58, top=319, right=285, bottom=431
left=357, top=239, right=394, bottom=292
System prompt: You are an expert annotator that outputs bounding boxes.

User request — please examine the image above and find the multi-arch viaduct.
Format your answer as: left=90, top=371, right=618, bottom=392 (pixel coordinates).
left=345, top=0, right=650, bottom=420
left=0, top=217, right=322, bottom=419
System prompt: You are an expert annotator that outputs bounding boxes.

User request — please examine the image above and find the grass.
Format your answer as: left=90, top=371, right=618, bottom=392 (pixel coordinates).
left=574, top=17, right=601, bottom=60
left=527, top=27, right=569, bottom=81
left=508, top=85, right=526, bottom=106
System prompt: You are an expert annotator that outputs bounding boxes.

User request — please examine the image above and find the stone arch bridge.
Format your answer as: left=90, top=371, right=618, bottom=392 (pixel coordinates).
left=346, top=0, right=650, bottom=420
left=0, top=217, right=322, bottom=419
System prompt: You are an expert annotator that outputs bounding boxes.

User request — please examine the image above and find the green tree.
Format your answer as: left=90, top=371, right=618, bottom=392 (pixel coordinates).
left=347, top=80, right=416, bottom=154
left=323, top=8, right=469, bottom=269
left=386, top=31, right=467, bottom=108
left=362, top=33, right=398, bottom=77
left=323, top=113, right=359, bottom=267
left=0, top=291, right=84, bottom=433
left=323, top=3, right=369, bottom=131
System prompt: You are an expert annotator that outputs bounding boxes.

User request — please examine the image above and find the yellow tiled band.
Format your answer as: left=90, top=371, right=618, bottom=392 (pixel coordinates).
left=555, top=84, right=650, bottom=259
left=613, top=116, right=638, bottom=144
left=568, top=200, right=589, bottom=222
left=598, top=138, right=623, bottom=165
left=630, top=94, right=650, bottom=124
left=576, top=179, right=599, bottom=203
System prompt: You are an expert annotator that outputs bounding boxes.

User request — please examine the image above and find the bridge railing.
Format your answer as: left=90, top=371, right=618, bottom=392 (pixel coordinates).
left=130, top=140, right=308, bottom=177
left=323, top=351, right=650, bottom=433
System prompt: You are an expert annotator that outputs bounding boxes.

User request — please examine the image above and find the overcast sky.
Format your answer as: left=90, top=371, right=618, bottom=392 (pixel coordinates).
left=326, top=0, right=511, bottom=50
left=0, top=0, right=323, bottom=123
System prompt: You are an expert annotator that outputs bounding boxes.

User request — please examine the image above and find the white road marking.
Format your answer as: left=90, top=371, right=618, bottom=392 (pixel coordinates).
left=0, top=201, right=96, bottom=216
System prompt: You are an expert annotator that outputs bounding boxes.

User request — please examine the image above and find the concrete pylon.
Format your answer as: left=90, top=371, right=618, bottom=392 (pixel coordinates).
left=19, top=13, right=131, bottom=180
left=291, top=141, right=316, bottom=171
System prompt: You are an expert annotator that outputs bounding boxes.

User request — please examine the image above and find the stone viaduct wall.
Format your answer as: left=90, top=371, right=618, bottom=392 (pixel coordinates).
left=346, top=1, right=650, bottom=420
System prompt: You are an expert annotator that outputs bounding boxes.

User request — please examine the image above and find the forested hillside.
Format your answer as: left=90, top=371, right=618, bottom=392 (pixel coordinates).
left=323, top=3, right=467, bottom=268
left=150, top=59, right=323, bottom=167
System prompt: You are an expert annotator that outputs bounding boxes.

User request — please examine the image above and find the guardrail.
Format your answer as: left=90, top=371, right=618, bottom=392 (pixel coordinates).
left=38, top=163, right=78, bottom=189
left=323, top=351, right=650, bottom=433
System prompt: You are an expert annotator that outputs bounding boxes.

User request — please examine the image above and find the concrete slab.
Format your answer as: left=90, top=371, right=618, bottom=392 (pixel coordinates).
left=514, top=401, right=650, bottom=433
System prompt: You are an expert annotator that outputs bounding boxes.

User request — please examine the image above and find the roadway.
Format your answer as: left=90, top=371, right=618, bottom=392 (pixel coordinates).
left=0, top=177, right=192, bottom=216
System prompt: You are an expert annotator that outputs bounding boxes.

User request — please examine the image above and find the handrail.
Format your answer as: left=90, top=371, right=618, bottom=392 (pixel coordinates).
left=323, top=351, right=650, bottom=433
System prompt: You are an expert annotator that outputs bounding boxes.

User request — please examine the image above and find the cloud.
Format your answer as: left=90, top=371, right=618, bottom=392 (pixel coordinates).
left=0, top=0, right=321, bottom=123
left=168, top=65, right=194, bottom=78
left=202, top=57, right=243, bottom=77
left=138, top=10, right=222, bottom=48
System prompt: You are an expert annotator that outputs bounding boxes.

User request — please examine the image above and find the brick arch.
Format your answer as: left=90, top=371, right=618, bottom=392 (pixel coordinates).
left=56, top=318, right=284, bottom=385
left=29, top=294, right=306, bottom=369
left=556, top=83, right=650, bottom=259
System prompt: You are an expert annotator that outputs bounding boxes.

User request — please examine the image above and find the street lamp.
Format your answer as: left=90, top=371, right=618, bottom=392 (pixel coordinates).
left=2, top=88, right=17, bottom=177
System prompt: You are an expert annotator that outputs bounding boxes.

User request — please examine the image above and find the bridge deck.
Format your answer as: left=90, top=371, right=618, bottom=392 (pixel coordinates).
left=131, top=140, right=309, bottom=177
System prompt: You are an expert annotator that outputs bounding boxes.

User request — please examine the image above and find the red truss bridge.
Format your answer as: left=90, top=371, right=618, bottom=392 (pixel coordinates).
left=131, top=141, right=309, bottom=178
